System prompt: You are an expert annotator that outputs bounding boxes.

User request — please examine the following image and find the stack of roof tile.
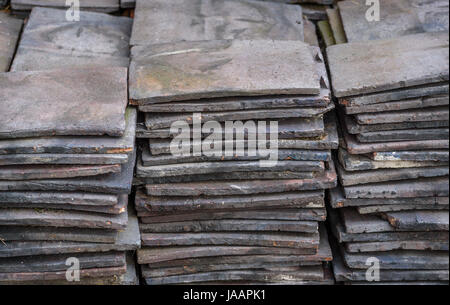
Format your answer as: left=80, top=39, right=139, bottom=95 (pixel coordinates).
left=326, top=31, right=449, bottom=285
left=0, top=7, right=139, bottom=285
left=129, top=0, right=337, bottom=285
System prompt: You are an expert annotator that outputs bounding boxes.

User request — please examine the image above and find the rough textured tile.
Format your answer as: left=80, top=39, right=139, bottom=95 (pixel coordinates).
left=0, top=265, right=127, bottom=282
left=0, top=252, right=125, bottom=273
left=137, top=225, right=331, bottom=264
left=327, top=32, right=449, bottom=97
left=343, top=177, right=449, bottom=199
left=137, top=160, right=324, bottom=178
left=147, top=257, right=323, bottom=271
left=135, top=167, right=323, bottom=181
left=338, top=147, right=447, bottom=171
left=134, top=170, right=317, bottom=184
left=139, top=116, right=326, bottom=139
left=11, top=0, right=120, bottom=12
left=326, top=8, right=347, bottom=44
left=3, top=254, right=138, bottom=285
left=302, top=4, right=328, bottom=20
left=130, top=40, right=320, bottom=103
left=340, top=208, right=394, bottom=234
left=130, top=0, right=303, bottom=46
left=303, top=18, right=319, bottom=47
left=141, top=232, right=319, bottom=249
left=135, top=189, right=325, bottom=213
left=0, top=153, right=130, bottom=166
left=0, top=204, right=128, bottom=229
left=10, top=7, right=132, bottom=72
left=340, top=82, right=449, bottom=106
left=149, top=134, right=339, bottom=156
left=137, top=246, right=317, bottom=264
left=141, top=145, right=331, bottom=165
left=0, top=107, right=136, bottom=156
left=145, top=162, right=336, bottom=196
left=138, top=246, right=316, bottom=264
left=144, top=267, right=324, bottom=285
left=149, top=113, right=339, bottom=154
left=344, top=113, right=449, bottom=134
left=354, top=106, right=449, bottom=125
left=142, top=260, right=319, bottom=278
left=338, top=0, right=449, bottom=43
left=368, top=150, right=449, bottom=162
left=0, top=209, right=140, bottom=257
left=0, top=150, right=136, bottom=194
left=139, top=219, right=318, bottom=234
left=2, top=193, right=128, bottom=215
left=144, top=106, right=333, bottom=130
left=139, top=208, right=327, bottom=223
left=134, top=46, right=330, bottom=108
left=341, top=247, right=449, bottom=270
left=318, top=20, right=335, bottom=47
left=357, top=204, right=448, bottom=214
left=344, top=95, right=449, bottom=114
left=332, top=242, right=449, bottom=282
left=382, top=211, right=449, bottom=231
left=0, top=191, right=118, bottom=206
left=0, top=164, right=121, bottom=180
left=337, top=162, right=449, bottom=186
left=356, top=128, right=449, bottom=143
left=0, top=226, right=117, bottom=243
left=328, top=207, right=449, bottom=242
left=0, top=12, right=23, bottom=72
left=328, top=186, right=448, bottom=208
left=341, top=124, right=449, bottom=154
left=0, top=67, right=128, bottom=138
left=138, top=95, right=331, bottom=113
left=345, top=240, right=448, bottom=253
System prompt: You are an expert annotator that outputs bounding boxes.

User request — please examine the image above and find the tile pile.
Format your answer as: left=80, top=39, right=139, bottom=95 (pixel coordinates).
left=0, top=7, right=139, bottom=285
left=326, top=32, right=449, bottom=285
left=0, top=66, right=139, bottom=285
left=129, top=0, right=338, bottom=285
